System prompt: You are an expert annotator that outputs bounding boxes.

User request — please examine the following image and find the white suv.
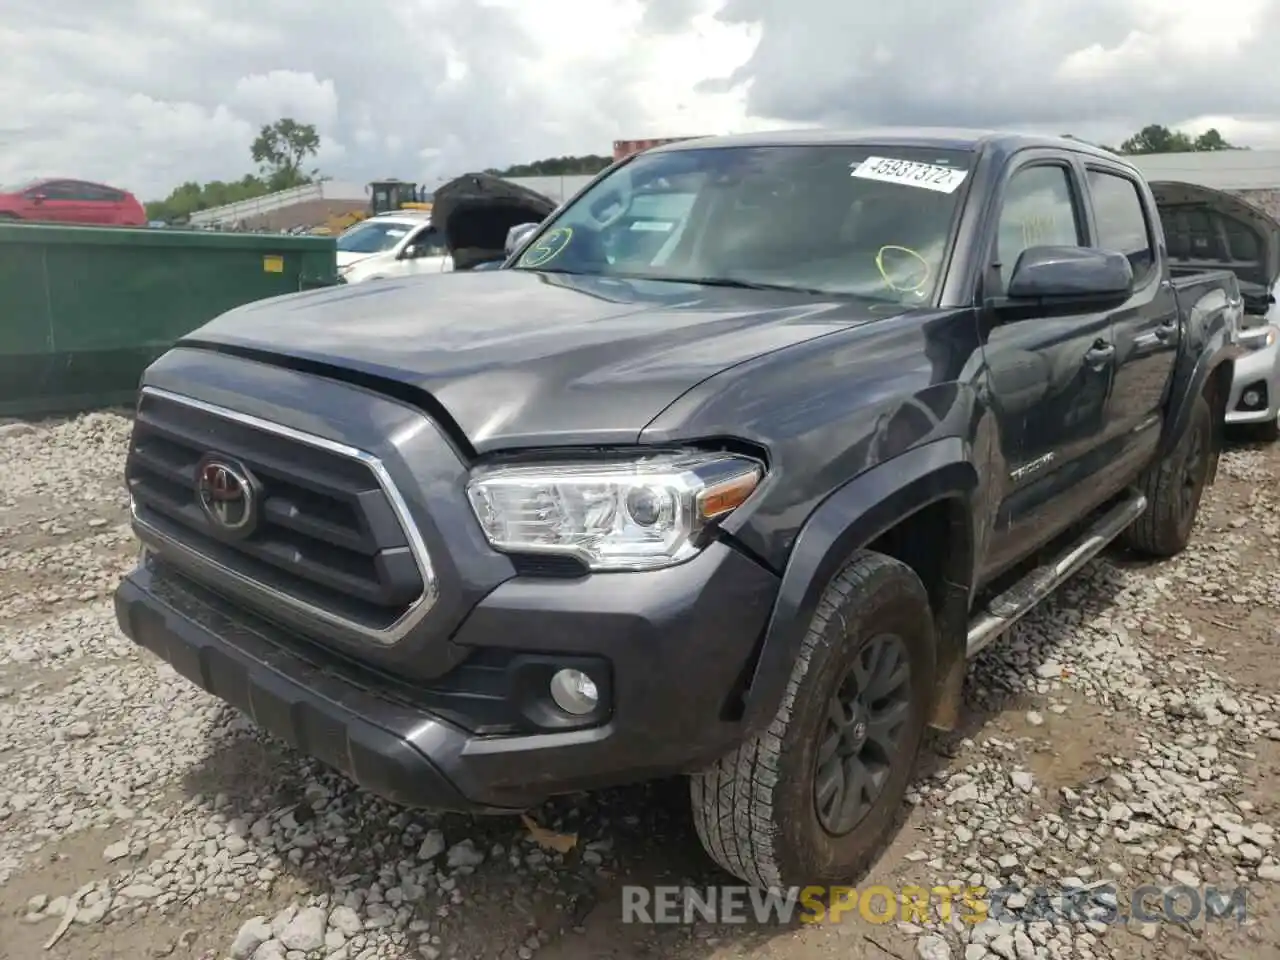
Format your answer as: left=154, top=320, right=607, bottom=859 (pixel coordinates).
left=335, top=213, right=454, bottom=284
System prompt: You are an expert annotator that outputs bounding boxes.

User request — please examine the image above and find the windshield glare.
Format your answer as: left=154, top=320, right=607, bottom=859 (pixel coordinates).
left=511, top=145, right=974, bottom=303
left=337, top=221, right=415, bottom=254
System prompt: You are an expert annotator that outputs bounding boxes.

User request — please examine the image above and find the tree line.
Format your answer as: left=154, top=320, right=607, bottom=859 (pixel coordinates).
left=485, top=155, right=613, bottom=177
left=1071, top=124, right=1241, bottom=155
left=145, top=122, right=1242, bottom=222
left=145, top=118, right=323, bottom=222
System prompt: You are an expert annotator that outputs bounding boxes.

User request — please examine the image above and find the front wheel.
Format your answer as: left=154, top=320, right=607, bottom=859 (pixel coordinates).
left=689, top=551, right=936, bottom=888
left=1121, top=392, right=1214, bottom=558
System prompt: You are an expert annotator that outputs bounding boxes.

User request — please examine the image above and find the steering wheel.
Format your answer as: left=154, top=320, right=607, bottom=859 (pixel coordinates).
left=875, top=245, right=931, bottom=295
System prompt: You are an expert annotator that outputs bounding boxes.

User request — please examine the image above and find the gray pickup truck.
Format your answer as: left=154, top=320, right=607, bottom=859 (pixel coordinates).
left=115, top=130, right=1243, bottom=888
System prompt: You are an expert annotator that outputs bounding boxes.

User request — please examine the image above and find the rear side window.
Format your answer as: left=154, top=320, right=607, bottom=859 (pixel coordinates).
left=996, top=165, right=1083, bottom=288
left=1087, top=170, right=1154, bottom=280
left=80, top=183, right=126, bottom=202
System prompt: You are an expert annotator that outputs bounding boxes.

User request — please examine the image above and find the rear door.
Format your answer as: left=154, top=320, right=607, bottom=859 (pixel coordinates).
left=78, top=182, right=129, bottom=224
left=979, top=153, right=1119, bottom=579
left=1083, top=165, right=1179, bottom=451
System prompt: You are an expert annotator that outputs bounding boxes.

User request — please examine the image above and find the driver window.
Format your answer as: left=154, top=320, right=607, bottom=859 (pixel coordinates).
left=32, top=181, right=71, bottom=200
left=409, top=227, right=446, bottom=257
left=996, top=165, right=1083, bottom=288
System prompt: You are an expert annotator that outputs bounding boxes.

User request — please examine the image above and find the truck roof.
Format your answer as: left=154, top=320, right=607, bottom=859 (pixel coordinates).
left=646, top=127, right=1126, bottom=164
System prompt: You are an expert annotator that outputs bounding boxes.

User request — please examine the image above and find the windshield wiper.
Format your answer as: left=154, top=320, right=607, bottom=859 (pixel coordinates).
left=614, top=273, right=833, bottom=296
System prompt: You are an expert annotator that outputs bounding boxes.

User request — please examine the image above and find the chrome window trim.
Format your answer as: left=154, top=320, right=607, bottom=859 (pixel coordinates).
left=130, top=386, right=439, bottom=645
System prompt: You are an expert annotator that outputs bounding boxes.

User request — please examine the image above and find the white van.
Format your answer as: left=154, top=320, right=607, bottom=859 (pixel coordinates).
left=335, top=212, right=453, bottom=284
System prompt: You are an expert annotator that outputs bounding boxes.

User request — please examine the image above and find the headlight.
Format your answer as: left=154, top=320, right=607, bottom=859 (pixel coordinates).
left=466, top=451, right=764, bottom=571
left=1241, top=324, right=1278, bottom=349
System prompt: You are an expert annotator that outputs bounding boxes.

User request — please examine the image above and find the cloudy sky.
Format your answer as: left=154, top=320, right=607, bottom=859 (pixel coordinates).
left=2, top=0, right=1279, bottom=200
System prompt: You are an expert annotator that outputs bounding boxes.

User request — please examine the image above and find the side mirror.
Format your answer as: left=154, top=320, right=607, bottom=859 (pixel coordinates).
left=400, top=244, right=418, bottom=260
left=1006, top=246, right=1133, bottom=300
left=31, top=193, right=46, bottom=204
left=505, top=222, right=539, bottom=256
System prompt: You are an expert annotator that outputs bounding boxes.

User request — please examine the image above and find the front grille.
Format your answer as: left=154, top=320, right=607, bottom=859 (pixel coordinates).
left=127, top=388, right=431, bottom=639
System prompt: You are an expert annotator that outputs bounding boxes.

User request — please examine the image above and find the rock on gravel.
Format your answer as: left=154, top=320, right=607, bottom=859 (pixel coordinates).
left=230, top=916, right=273, bottom=959
left=277, top=905, right=327, bottom=952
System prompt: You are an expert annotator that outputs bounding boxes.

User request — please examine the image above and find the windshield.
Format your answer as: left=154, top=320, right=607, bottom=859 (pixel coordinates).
left=511, top=144, right=974, bottom=303
left=337, top=220, right=417, bottom=254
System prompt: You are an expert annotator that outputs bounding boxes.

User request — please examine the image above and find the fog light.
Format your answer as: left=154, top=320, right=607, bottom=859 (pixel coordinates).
left=1244, top=389, right=1263, bottom=408
left=549, top=669, right=599, bottom=715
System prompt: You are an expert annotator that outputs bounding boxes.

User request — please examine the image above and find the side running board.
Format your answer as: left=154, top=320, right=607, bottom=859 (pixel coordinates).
left=965, top=491, right=1148, bottom=659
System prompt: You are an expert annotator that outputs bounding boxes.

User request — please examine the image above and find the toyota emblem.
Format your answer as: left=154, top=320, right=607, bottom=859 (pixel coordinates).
left=195, top=456, right=257, bottom=536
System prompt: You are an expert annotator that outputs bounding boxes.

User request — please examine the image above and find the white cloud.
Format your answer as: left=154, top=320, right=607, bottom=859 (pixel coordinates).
left=2, top=0, right=1280, bottom=201
left=232, top=71, right=340, bottom=130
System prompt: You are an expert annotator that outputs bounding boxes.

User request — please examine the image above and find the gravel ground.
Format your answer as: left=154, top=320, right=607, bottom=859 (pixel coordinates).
left=1, top=413, right=1279, bottom=960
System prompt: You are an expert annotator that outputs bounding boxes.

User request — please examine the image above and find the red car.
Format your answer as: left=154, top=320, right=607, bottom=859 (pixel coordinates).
left=0, top=178, right=147, bottom=226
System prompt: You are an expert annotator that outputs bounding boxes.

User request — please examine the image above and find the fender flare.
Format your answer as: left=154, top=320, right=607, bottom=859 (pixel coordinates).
left=1159, top=340, right=1242, bottom=458
left=739, top=437, right=979, bottom=732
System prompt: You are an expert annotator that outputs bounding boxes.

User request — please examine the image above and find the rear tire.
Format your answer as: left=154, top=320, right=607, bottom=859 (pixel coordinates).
left=689, top=550, right=935, bottom=888
left=1121, top=392, right=1213, bottom=558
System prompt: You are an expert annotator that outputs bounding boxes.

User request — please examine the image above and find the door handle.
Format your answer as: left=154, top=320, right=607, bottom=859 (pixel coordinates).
left=1083, top=341, right=1115, bottom=367
left=1154, top=318, right=1178, bottom=340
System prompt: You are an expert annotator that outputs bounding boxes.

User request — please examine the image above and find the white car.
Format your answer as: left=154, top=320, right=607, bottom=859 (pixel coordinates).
left=1154, top=181, right=1280, bottom=441
left=335, top=213, right=453, bottom=284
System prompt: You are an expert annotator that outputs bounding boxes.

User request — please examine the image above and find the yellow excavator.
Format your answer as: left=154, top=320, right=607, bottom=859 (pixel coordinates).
left=368, top=178, right=432, bottom=215
left=315, top=179, right=434, bottom=235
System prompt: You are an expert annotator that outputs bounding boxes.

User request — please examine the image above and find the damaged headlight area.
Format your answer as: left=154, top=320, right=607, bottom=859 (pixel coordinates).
left=466, top=451, right=764, bottom=571
left=1239, top=323, right=1278, bottom=350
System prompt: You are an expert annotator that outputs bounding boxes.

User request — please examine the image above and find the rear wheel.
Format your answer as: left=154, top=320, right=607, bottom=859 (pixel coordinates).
left=689, top=551, right=935, bottom=887
left=1121, top=392, right=1213, bottom=558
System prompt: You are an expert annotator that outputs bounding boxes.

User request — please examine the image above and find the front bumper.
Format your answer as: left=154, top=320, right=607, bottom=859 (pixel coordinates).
left=115, top=541, right=778, bottom=812
left=1225, top=337, right=1280, bottom=425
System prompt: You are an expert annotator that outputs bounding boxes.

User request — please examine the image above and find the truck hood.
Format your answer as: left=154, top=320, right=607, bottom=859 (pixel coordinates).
left=182, top=270, right=892, bottom=451
left=1152, top=180, right=1280, bottom=298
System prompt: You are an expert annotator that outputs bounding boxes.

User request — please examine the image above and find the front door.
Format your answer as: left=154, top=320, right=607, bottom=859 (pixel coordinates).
left=398, top=225, right=452, bottom=276
left=979, top=156, right=1118, bottom=580
left=26, top=181, right=84, bottom=223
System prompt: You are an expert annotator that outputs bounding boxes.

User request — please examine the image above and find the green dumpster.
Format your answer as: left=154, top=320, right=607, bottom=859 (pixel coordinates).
left=0, top=223, right=338, bottom=418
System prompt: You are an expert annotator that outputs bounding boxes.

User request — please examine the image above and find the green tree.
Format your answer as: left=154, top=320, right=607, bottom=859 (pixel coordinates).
left=145, top=174, right=271, bottom=223
left=250, top=118, right=322, bottom=191
left=486, top=154, right=613, bottom=177
left=1193, top=128, right=1234, bottom=151
left=1117, top=124, right=1238, bottom=155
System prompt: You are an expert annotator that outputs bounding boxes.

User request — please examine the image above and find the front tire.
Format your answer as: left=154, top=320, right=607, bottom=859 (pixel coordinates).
left=1121, top=392, right=1214, bottom=558
left=690, top=551, right=936, bottom=888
